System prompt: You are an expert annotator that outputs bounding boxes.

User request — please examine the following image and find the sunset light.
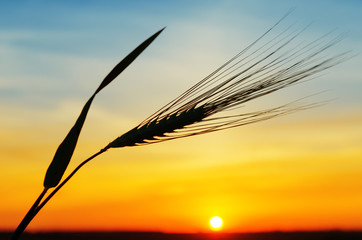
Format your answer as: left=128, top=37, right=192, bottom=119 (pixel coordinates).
left=210, top=216, right=223, bottom=231
left=1, top=1, right=362, bottom=239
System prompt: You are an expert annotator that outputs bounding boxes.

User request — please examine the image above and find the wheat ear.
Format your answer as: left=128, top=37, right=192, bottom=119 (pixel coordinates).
left=11, top=16, right=349, bottom=240
left=106, top=28, right=347, bottom=149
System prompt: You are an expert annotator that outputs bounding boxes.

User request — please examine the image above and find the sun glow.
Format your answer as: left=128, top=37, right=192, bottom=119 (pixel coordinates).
left=210, top=216, right=223, bottom=230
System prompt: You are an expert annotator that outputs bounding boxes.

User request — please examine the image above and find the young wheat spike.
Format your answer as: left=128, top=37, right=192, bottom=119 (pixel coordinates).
left=106, top=24, right=347, bottom=149
left=11, top=16, right=349, bottom=240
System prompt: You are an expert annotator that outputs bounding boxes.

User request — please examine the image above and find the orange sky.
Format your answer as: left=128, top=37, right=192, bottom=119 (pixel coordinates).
left=2, top=109, right=362, bottom=232
left=1, top=0, right=362, bottom=234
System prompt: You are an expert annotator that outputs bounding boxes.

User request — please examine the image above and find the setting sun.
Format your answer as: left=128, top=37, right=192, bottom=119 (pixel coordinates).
left=1, top=1, right=362, bottom=238
left=210, top=216, right=223, bottom=231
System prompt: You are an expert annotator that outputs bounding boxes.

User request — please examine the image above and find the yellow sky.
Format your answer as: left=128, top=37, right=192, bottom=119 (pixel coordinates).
left=2, top=106, right=361, bottom=232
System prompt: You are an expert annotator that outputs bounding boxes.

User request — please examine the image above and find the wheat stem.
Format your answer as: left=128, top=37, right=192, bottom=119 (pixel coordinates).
left=10, top=149, right=107, bottom=240
left=10, top=188, right=48, bottom=240
left=37, top=148, right=108, bottom=214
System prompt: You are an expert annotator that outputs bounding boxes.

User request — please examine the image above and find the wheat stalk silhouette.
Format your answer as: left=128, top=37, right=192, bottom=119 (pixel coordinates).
left=10, top=15, right=348, bottom=239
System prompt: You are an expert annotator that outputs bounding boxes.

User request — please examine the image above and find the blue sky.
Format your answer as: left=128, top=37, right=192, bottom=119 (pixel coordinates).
left=1, top=0, right=361, bottom=136
left=0, top=1, right=361, bottom=153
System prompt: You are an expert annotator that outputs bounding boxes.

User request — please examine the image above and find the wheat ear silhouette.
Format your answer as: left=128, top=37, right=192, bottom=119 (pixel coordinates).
left=11, top=15, right=348, bottom=240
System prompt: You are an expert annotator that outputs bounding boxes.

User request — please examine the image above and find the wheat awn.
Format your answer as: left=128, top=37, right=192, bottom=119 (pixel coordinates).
left=11, top=15, right=349, bottom=240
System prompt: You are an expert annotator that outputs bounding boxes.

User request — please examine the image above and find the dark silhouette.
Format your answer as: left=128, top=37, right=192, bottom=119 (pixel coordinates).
left=10, top=28, right=165, bottom=240
left=10, top=13, right=349, bottom=240
left=2, top=231, right=362, bottom=240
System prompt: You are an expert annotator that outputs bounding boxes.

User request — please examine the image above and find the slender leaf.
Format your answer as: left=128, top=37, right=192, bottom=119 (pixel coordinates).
left=43, top=28, right=165, bottom=188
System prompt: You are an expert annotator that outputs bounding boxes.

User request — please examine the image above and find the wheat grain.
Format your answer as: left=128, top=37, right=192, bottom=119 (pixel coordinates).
left=107, top=105, right=213, bottom=147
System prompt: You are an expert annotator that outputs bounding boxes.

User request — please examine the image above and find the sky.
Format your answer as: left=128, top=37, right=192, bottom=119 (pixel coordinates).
left=1, top=0, right=362, bottom=233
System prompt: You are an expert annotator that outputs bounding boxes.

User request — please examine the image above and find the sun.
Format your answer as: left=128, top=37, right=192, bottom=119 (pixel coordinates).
left=209, top=216, right=223, bottom=231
